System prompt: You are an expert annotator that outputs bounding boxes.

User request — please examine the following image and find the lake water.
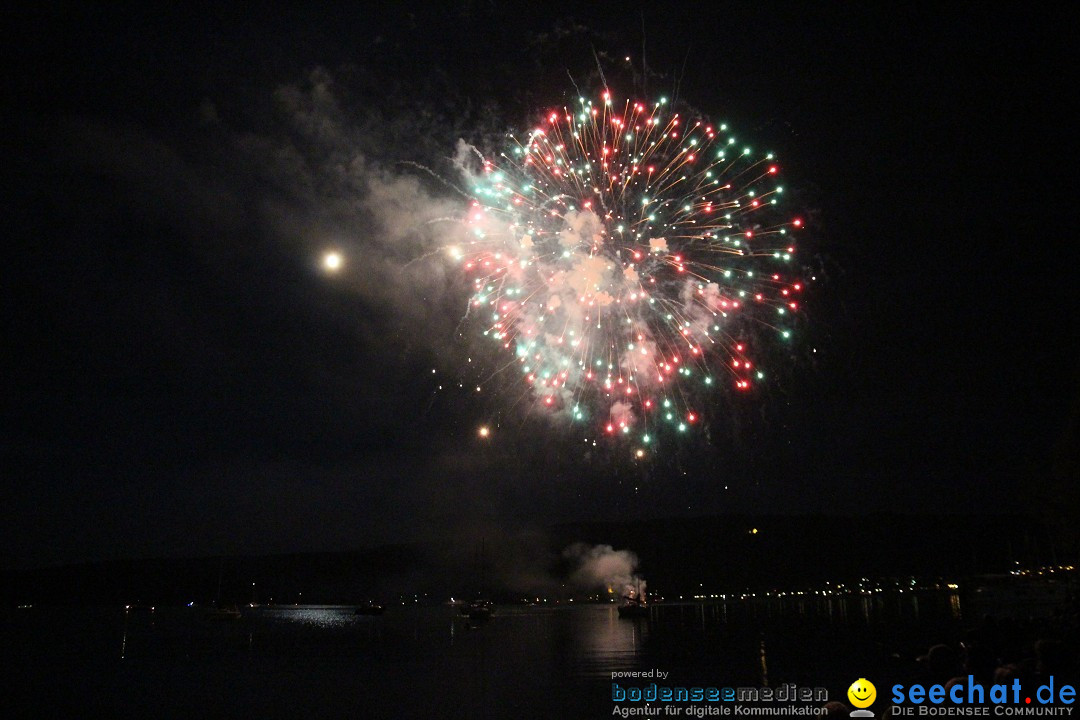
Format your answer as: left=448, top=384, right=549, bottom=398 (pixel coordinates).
left=6, top=593, right=966, bottom=719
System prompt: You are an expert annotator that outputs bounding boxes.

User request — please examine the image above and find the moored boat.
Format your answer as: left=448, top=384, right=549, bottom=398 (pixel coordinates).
left=617, top=582, right=650, bottom=619
left=617, top=597, right=649, bottom=618
left=204, top=604, right=242, bottom=621
left=462, top=599, right=494, bottom=620
left=354, top=602, right=385, bottom=615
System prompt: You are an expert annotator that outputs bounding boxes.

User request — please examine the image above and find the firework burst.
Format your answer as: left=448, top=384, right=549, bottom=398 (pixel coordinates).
left=453, top=91, right=805, bottom=452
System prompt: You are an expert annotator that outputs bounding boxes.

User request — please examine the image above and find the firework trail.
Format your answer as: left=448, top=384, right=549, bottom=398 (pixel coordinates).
left=454, top=91, right=805, bottom=453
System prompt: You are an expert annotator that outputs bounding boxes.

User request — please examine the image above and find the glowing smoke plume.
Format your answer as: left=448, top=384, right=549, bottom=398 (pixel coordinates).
left=564, top=542, right=646, bottom=598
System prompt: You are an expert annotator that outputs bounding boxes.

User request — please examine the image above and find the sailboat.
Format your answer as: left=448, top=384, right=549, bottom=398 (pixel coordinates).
left=460, top=540, right=495, bottom=621
left=204, top=556, right=242, bottom=621
left=354, top=601, right=385, bottom=616
left=617, top=581, right=649, bottom=619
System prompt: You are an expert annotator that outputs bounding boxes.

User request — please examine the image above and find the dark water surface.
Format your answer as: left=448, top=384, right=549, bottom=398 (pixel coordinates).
left=6, top=593, right=964, bottom=719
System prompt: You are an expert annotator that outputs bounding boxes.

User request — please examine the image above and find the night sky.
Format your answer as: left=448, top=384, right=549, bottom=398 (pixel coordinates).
left=5, top=3, right=1077, bottom=567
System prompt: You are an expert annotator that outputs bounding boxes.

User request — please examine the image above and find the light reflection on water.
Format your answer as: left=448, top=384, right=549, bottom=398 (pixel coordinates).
left=664, top=590, right=964, bottom=625
left=577, top=605, right=647, bottom=677
left=6, top=591, right=965, bottom=719
left=258, top=605, right=364, bottom=629
left=118, top=592, right=963, bottom=672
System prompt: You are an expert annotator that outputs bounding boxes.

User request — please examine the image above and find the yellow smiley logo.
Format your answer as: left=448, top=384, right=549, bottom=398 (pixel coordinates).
left=847, top=678, right=876, bottom=708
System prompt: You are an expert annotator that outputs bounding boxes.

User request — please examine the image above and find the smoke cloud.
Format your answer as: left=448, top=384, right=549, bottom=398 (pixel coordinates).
left=563, top=542, right=646, bottom=598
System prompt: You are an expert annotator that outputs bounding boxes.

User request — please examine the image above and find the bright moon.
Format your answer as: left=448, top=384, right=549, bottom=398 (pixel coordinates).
left=322, top=251, right=343, bottom=272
